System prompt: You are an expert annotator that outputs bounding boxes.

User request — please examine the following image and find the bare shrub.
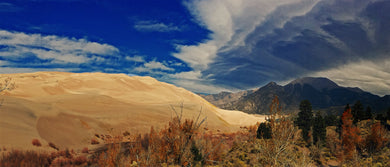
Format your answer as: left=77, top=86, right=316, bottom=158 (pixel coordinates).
left=31, top=139, right=41, bottom=147
left=254, top=96, right=307, bottom=166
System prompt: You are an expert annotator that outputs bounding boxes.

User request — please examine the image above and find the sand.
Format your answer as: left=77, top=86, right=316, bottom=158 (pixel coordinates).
left=0, top=72, right=264, bottom=150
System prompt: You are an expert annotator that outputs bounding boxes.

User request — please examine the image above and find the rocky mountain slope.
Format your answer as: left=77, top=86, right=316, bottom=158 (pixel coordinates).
left=199, top=89, right=256, bottom=109
left=206, top=77, right=390, bottom=114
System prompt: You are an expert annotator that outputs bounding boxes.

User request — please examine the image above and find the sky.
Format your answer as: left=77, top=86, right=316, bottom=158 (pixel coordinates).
left=0, top=0, right=389, bottom=96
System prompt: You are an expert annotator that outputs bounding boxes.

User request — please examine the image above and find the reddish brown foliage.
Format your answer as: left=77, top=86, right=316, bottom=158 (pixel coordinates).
left=341, top=108, right=361, bottom=160
left=0, top=150, right=52, bottom=166
left=0, top=149, right=91, bottom=167
left=365, top=122, right=388, bottom=154
left=73, top=156, right=88, bottom=165
left=31, top=139, right=41, bottom=147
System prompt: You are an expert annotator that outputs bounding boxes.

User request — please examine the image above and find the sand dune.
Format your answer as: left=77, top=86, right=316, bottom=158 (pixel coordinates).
left=0, top=72, right=264, bottom=150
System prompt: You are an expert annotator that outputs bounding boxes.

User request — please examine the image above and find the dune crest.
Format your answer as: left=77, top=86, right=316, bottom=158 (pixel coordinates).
left=0, top=72, right=263, bottom=150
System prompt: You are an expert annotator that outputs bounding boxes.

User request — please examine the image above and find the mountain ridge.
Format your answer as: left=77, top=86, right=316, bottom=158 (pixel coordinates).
left=204, top=77, right=390, bottom=114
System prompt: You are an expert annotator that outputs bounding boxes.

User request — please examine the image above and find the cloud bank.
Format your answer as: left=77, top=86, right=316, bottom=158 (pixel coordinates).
left=170, top=0, right=390, bottom=95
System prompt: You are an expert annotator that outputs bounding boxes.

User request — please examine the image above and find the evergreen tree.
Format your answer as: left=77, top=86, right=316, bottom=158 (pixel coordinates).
left=387, top=107, right=390, bottom=121
left=313, top=112, right=326, bottom=145
left=257, top=122, right=272, bottom=139
left=352, top=100, right=364, bottom=123
left=362, top=106, right=373, bottom=120
left=296, top=100, right=313, bottom=143
left=324, top=114, right=338, bottom=127
left=345, top=104, right=350, bottom=111
left=376, top=113, right=386, bottom=125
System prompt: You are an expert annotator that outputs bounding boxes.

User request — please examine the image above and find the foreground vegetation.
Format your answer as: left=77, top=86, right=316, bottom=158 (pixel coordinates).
left=1, top=96, right=390, bottom=166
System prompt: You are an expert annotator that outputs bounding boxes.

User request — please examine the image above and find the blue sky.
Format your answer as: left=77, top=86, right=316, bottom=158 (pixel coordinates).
left=0, top=0, right=390, bottom=95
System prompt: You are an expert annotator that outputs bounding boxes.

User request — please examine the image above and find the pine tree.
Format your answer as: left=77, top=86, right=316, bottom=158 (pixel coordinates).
left=324, top=114, right=337, bottom=127
left=376, top=113, right=386, bottom=125
left=313, top=112, right=326, bottom=145
left=257, top=122, right=272, bottom=139
left=296, top=100, right=313, bottom=144
left=387, top=107, right=390, bottom=121
left=352, top=101, right=364, bottom=123
left=362, top=106, right=373, bottom=120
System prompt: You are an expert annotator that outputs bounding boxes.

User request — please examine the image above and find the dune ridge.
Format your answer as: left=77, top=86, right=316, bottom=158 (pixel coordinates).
left=0, top=72, right=264, bottom=150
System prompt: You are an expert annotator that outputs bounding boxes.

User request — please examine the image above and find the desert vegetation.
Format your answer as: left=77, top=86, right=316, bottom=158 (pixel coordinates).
left=1, top=96, right=390, bottom=166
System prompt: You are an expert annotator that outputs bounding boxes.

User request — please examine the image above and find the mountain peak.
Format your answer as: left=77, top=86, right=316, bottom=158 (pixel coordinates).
left=265, top=81, right=278, bottom=87
left=288, top=77, right=339, bottom=91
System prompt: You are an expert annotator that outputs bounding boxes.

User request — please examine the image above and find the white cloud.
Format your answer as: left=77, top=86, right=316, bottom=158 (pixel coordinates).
left=0, top=30, right=119, bottom=64
left=169, top=71, right=202, bottom=80
left=125, top=55, right=145, bottom=62
left=134, top=20, right=181, bottom=32
left=134, top=61, right=174, bottom=72
left=164, top=70, right=238, bottom=93
left=173, top=43, right=218, bottom=70
left=309, top=58, right=390, bottom=96
left=172, top=79, right=229, bottom=94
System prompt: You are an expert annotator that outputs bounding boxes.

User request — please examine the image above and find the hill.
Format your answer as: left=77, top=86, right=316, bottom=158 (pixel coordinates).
left=0, top=72, right=264, bottom=150
left=205, top=77, right=390, bottom=114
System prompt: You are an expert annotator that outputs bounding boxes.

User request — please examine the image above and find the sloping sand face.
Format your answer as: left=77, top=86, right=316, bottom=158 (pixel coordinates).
left=0, top=72, right=264, bottom=150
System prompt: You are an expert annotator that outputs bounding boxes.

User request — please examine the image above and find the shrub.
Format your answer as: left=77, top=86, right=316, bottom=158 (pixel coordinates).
left=48, top=142, right=59, bottom=150
left=91, top=139, right=100, bottom=145
left=32, top=139, right=41, bottom=147
left=0, top=150, right=53, bottom=166
left=365, top=122, right=388, bottom=154
left=123, top=131, right=130, bottom=136
left=81, top=147, right=89, bottom=153
left=73, top=156, right=88, bottom=165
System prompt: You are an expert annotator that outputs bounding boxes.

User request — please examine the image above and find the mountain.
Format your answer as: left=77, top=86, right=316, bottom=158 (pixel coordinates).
left=199, top=89, right=256, bottom=109
left=207, top=77, right=390, bottom=114
left=0, top=72, right=263, bottom=150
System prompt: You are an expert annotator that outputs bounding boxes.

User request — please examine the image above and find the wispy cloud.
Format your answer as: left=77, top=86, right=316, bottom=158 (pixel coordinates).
left=134, top=20, right=181, bottom=32
left=125, top=55, right=145, bottom=63
left=309, top=58, right=390, bottom=96
left=0, top=30, right=119, bottom=66
left=134, top=61, right=174, bottom=72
